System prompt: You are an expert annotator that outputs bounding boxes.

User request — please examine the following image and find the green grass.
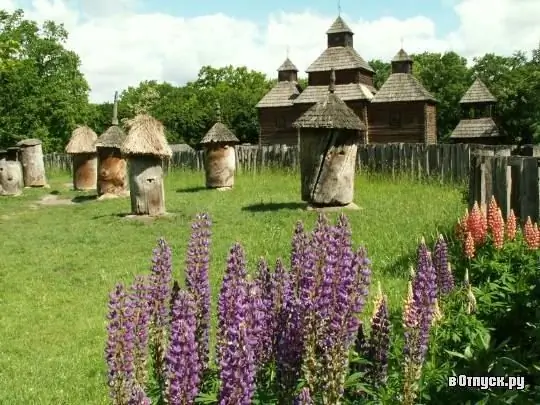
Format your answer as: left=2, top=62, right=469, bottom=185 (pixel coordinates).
left=0, top=169, right=465, bottom=404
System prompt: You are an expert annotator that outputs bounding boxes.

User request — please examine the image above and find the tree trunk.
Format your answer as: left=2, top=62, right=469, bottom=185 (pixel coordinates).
left=204, top=145, right=235, bottom=188
left=97, top=147, right=128, bottom=196
left=19, top=144, right=47, bottom=187
left=128, top=156, right=166, bottom=216
left=72, top=154, right=97, bottom=190
left=0, top=160, right=24, bottom=196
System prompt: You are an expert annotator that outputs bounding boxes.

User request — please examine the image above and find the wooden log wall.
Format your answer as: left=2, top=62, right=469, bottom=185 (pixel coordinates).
left=44, top=143, right=519, bottom=184
left=468, top=153, right=540, bottom=223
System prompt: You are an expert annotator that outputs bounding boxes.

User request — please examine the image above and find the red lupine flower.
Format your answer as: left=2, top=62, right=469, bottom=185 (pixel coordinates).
left=524, top=217, right=536, bottom=249
left=492, top=208, right=505, bottom=250
left=506, top=210, right=517, bottom=241
left=467, top=203, right=486, bottom=244
left=464, top=232, right=475, bottom=259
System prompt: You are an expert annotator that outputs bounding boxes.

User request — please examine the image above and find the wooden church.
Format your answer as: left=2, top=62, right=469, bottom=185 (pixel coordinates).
left=369, top=48, right=437, bottom=144
left=257, top=16, right=375, bottom=146
left=449, top=78, right=502, bottom=144
left=256, top=15, right=437, bottom=145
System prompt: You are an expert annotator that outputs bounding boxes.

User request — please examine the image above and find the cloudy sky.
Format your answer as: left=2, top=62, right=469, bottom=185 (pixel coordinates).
left=2, top=0, right=538, bottom=102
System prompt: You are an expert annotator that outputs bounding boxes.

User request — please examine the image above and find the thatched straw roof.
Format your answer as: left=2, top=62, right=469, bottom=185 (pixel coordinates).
left=16, top=138, right=42, bottom=147
left=460, top=78, right=497, bottom=104
left=293, top=69, right=366, bottom=130
left=121, top=114, right=172, bottom=157
left=450, top=118, right=500, bottom=139
left=96, top=126, right=126, bottom=149
left=201, top=103, right=240, bottom=144
left=65, top=126, right=98, bottom=154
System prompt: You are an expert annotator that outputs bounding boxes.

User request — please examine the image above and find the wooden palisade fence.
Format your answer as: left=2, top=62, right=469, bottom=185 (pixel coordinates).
left=43, top=143, right=517, bottom=184
left=469, top=153, right=540, bottom=223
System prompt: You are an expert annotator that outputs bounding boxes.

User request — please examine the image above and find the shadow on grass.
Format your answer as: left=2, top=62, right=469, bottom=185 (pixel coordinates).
left=242, top=202, right=307, bottom=212
left=176, top=186, right=207, bottom=193
left=49, top=190, right=60, bottom=195
left=72, top=195, right=98, bottom=203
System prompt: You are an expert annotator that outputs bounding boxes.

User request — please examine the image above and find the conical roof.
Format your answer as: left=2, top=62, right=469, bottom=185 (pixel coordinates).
left=392, top=48, right=412, bottom=62
left=201, top=103, right=239, bottom=144
left=326, top=16, right=354, bottom=34
left=65, top=126, right=98, bottom=154
left=121, top=114, right=172, bottom=157
left=293, top=69, right=365, bottom=130
left=460, top=78, right=496, bottom=104
left=277, top=57, right=298, bottom=72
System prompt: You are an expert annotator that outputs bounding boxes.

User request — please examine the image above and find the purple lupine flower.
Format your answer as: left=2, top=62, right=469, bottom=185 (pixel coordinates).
left=130, top=276, right=152, bottom=387
left=412, top=240, right=437, bottom=360
left=105, top=283, right=138, bottom=404
left=290, top=221, right=308, bottom=294
left=367, top=295, right=391, bottom=386
left=347, top=247, right=372, bottom=341
left=402, top=281, right=421, bottom=405
left=165, top=289, right=200, bottom=405
left=294, top=387, right=314, bottom=404
left=149, top=238, right=173, bottom=384
left=275, top=265, right=303, bottom=403
left=253, top=258, right=274, bottom=365
left=217, top=244, right=257, bottom=405
left=433, top=235, right=454, bottom=295
left=128, top=385, right=151, bottom=405
left=185, top=213, right=212, bottom=372
left=105, top=284, right=126, bottom=403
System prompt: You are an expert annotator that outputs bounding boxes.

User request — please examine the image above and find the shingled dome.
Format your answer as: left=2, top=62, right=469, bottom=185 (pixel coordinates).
left=97, top=126, right=126, bottom=149
left=460, top=78, right=497, bottom=104
left=392, top=48, right=413, bottom=62
left=293, top=69, right=366, bottom=130
left=371, top=74, right=436, bottom=103
left=65, top=126, right=98, bottom=154
left=450, top=118, right=499, bottom=139
left=121, top=114, right=172, bottom=157
left=277, top=58, right=298, bottom=72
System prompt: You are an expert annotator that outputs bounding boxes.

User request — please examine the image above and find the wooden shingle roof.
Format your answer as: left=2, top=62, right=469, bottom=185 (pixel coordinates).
left=450, top=118, right=500, bottom=138
left=277, top=58, right=298, bottom=71
left=201, top=103, right=239, bottom=144
left=460, top=78, right=497, bottom=104
left=293, top=70, right=366, bottom=130
left=371, top=73, right=436, bottom=103
left=392, top=48, right=412, bottom=62
left=326, top=16, right=354, bottom=34
left=294, top=83, right=374, bottom=104
left=306, top=46, right=374, bottom=73
left=96, top=125, right=126, bottom=148
left=256, top=81, right=301, bottom=107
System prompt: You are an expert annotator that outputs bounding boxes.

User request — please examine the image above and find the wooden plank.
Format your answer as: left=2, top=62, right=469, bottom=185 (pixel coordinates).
left=492, top=156, right=511, bottom=220
left=508, top=157, right=523, bottom=221
left=520, top=157, right=539, bottom=223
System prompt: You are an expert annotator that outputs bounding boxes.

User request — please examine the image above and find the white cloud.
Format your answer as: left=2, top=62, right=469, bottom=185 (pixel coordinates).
left=10, top=0, right=540, bottom=102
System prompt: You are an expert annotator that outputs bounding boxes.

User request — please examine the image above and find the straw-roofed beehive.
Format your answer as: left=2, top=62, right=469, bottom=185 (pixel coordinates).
left=121, top=114, right=171, bottom=216
left=200, top=103, right=240, bottom=189
left=65, top=125, right=98, bottom=190
left=15, top=138, right=47, bottom=187
left=96, top=91, right=128, bottom=197
left=0, top=147, right=23, bottom=196
left=293, top=69, right=365, bottom=207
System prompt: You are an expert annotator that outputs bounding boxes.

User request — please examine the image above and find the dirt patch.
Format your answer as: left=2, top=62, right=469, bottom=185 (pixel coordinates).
left=38, top=194, right=74, bottom=206
left=306, top=202, right=362, bottom=212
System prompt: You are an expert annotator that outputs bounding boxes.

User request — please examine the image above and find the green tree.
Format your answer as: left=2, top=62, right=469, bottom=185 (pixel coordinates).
left=369, top=59, right=391, bottom=89
left=0, top=9, right=91, bottom=151
left=412, top=52, right=472, bottom=140
left=472, top=50, right=540, bottom=144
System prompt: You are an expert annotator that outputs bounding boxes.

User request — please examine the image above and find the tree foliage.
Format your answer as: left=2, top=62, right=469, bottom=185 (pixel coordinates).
left=0, top=9, right=91, bottom=151
left=1, top=9, right=540, bottom=151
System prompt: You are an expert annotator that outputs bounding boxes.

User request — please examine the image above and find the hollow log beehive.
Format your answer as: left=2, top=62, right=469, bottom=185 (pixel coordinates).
left=16, top=138, right=47, bottom=187
left=121, top=114, right=172, bottom=216
left=0, top=147, right=23, bottom=196
left=293, top=69, right=366, bottom=206
left=200, top=103, right=240, bottom=189
left=65, top=126, right=98, bottom=190
left=96, top=91, right=128, bottom=197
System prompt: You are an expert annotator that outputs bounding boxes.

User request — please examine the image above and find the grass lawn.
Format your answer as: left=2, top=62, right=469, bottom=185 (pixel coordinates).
left=0, top=169, right=465, bottom=404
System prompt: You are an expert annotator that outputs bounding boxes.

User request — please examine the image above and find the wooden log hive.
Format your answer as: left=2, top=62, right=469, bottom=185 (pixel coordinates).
left=0, top=147, right=24, bottom=196
left=200, top=103, right=240, bottom=189
left=96, top=91, right=128, bottom=197
left=65, top=126, right=98, bottom=190
left=292, top=68, right=366, bottom=207
left=16, top=138, right=47, bottom=187
left=121, top=114, right=172, bottom=216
